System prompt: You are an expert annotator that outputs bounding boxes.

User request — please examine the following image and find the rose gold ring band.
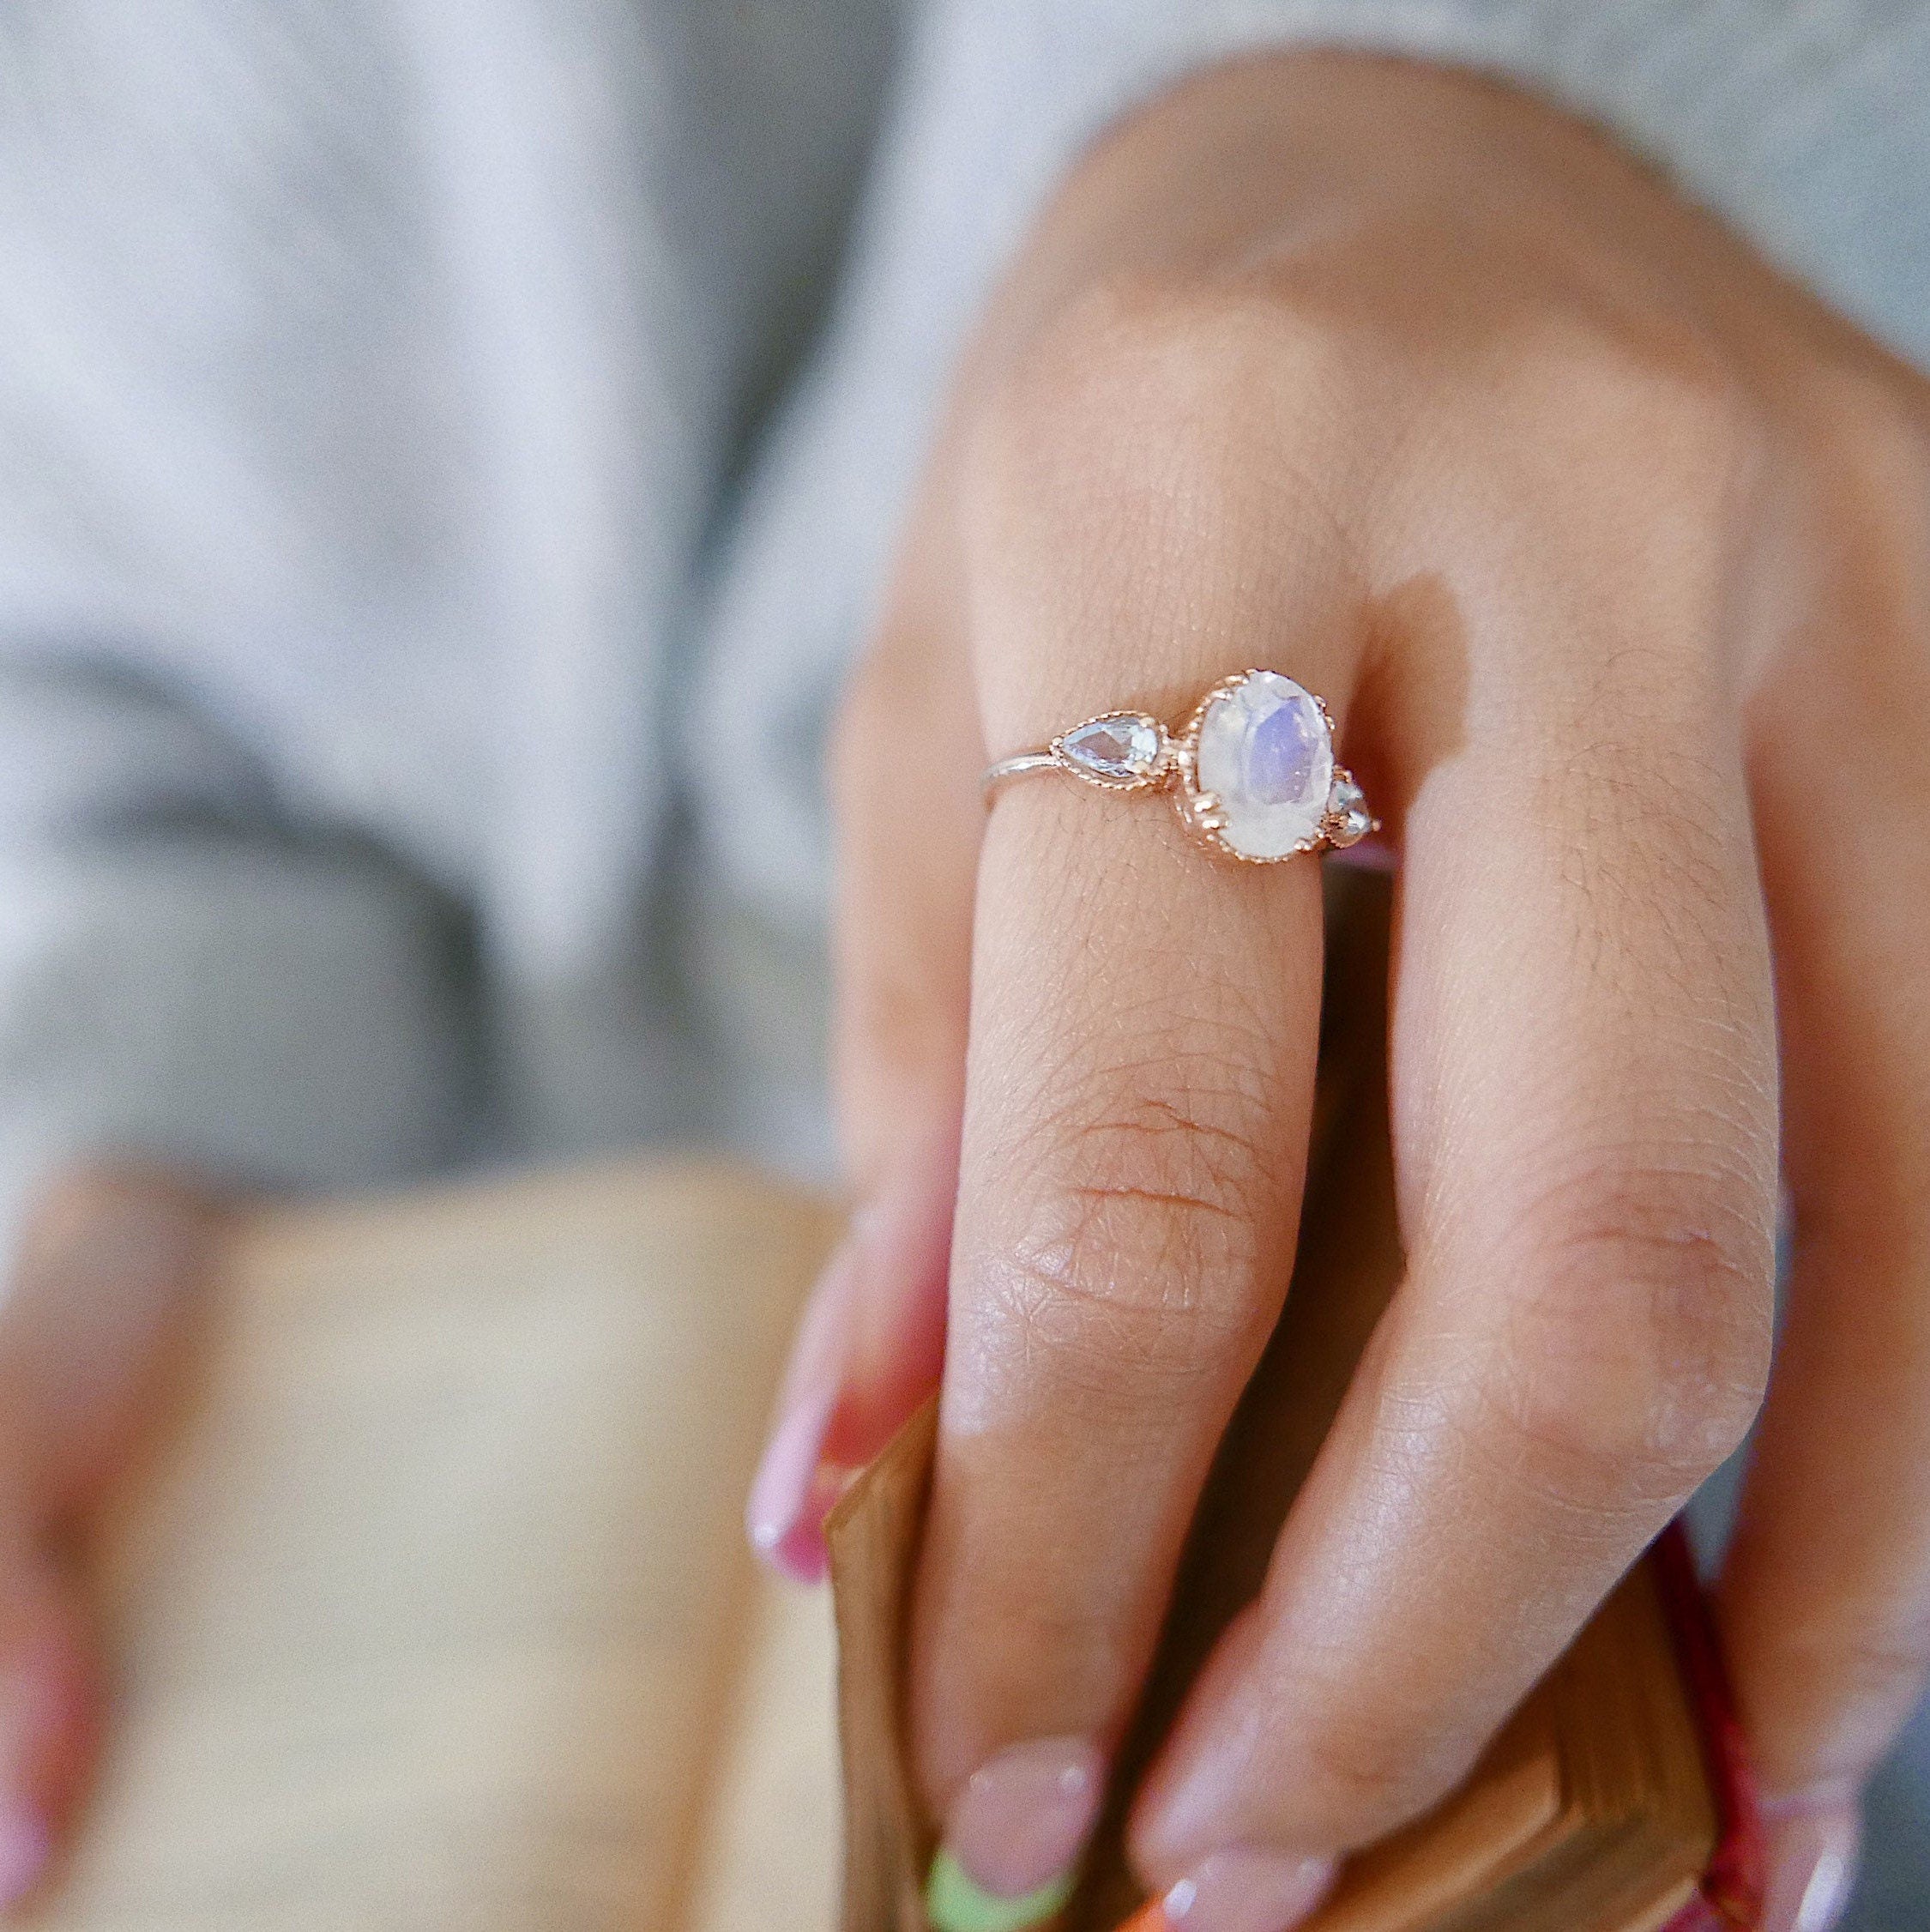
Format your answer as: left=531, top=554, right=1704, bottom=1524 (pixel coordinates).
left=980, top=669, right=1377, bottom=864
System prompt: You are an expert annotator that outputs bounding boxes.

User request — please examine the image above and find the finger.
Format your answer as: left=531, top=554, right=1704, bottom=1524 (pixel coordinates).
left=0, top=1530, right=94, bottom=1911
left=745, top=1112, right=956, bottom=1580
left=909, top=298, right=1372, bottom=1926
left=824, top=478, right=983, bottom=1195
left=1714, top=588, right=1930, bottom=1898
left=917, top=766, right=1331, bottom=1923
left=1758, top=1800, right=1860, bottom=1932
left=748, top=482, right=981, bottom=1579
left=1134, top=421, right=1780, bottom=1894
left=0, top=1163, right=222, bottom=1903
left=2, top=1165, right=227, bottom=1515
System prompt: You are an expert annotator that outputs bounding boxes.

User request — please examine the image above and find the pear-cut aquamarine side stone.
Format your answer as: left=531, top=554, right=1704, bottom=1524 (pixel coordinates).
left=1060, top=714, right=1162, bottom=783
left=1193, top=672, right=1334, bottom=858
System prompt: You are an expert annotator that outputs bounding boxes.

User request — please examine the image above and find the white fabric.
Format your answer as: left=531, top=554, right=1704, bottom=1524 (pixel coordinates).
left=0, top=0, right=1925, bottom=1207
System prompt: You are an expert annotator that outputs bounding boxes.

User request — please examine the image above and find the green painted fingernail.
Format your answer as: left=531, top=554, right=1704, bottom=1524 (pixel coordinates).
left=925, top=1847, right=1077, bottom=1932
left=923, top=1736, right=1101, bottom=1931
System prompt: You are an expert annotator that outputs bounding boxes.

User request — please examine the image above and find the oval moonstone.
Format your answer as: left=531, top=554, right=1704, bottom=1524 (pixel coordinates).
left=1192, top=672, right=1334, bottom=858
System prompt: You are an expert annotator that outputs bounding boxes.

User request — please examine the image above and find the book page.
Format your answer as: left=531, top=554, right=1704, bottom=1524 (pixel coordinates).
left=25, top=1160, right=837, bottom=1932
left=683, top=1571, right=842, bottom=1932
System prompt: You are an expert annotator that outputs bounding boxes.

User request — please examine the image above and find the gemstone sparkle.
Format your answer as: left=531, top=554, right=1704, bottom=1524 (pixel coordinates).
left=1326, top=773, right=1373, bottom=846
left=1191, top=672, right=1335, bottom=859
left=1059, top=714, right=1164, bottom=784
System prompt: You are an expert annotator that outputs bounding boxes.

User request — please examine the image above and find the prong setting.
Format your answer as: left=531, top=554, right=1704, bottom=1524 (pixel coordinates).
left=1049, top=711, right=1172, bottom=791
left=981, top=670, right=1377, bottom=864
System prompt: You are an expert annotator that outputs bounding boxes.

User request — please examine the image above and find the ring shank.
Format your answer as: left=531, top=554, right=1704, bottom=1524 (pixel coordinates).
left=974, top=673, right=1375, bottom=856
left=980, top=751, right=1062, bottom=795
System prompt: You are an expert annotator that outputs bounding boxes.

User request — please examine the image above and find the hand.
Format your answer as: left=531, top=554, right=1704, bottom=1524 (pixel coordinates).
left=0, top=1162, right=229, bottom=1908
left=749, top=53, right=1930, bottom=1932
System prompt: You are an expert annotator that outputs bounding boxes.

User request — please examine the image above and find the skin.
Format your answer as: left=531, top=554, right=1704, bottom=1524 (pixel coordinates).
left=0, top=1163, right=226, bottom=1899
left=811, top=51, right=1930, bottom=1923
left=2, top=48, right=1925, bottom=1931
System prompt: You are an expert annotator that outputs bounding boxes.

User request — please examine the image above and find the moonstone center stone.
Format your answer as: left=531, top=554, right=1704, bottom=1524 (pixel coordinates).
left=1193, top=672, right=1334, bottom=858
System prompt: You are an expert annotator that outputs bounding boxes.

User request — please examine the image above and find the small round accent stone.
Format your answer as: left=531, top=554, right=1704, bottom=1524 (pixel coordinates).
left=1192, top=672, right=1335, bottom=858
left=1326, top=774, right=1372, bottom=847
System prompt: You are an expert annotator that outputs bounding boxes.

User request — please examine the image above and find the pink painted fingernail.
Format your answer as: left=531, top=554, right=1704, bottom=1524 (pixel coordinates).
left=1158, top=1848, right=1336, bottom=1932
left=746, top=1232, right=865, bottom=1581
left=1762, top=1799, right=1860, bottom=1932
left=926, top=1737, right=1105, bottom=1931
left=0, top=1807, right=50, bottom=1907
left=0, top=1604, right=89, bottom=1910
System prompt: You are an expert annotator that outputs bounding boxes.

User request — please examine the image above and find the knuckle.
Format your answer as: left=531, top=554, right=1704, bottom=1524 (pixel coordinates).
left=1504, top=304, right=1764, bottom=500
left=1804, top=353, right=1930, bottom=546
left=1810, top=348, right=1930, bottom=455
left=1017, top=271, right=1346, bottom=415
left=973, top=1247, right=1222, bottom=1426
left=1517, top=299, right=1749, bottom=432
left=977, top=1054, right=1286, bottom=1392
left=962, top=273, right=1354, bottom=546
left=1486, top=1164, right=1773, bottom=1509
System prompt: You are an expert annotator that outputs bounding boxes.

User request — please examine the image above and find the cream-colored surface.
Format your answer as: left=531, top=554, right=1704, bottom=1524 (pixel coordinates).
left=685, top=1573, right=841, bottom=1932
left=24, top=1161, right=841, bottom=1932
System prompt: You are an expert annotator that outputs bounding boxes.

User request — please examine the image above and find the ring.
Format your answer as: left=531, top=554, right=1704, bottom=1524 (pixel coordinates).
left=980, top=669, right=1378, bottom=863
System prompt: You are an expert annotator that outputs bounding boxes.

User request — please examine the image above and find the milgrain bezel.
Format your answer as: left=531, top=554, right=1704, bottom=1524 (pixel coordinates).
left=1172, top=672, right=1369, bottom=863
left=980, top=669, right=1378, bottom=861
left=1046, top=709, right=1174, bottom=792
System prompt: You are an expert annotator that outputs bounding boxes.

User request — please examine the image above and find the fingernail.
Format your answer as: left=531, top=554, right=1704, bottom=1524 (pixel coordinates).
left=745, top=1234, right=865, bottom=1581
left=925, top=1736, right=1105, bottom=1932
left=1155, top=1848, right=1336, bottom=1932
left=0, top=1808, right=49, bottom=1906
left=1762, top=1798, right=1860, bottom=1932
